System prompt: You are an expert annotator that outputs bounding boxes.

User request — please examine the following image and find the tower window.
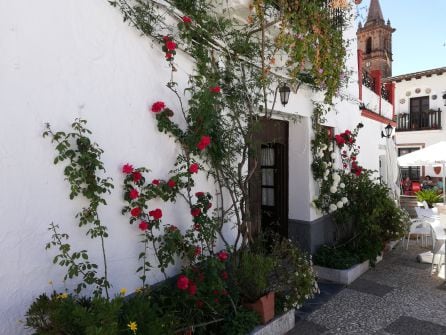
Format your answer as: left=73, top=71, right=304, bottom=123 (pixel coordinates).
left=366, top=37, right=372, bottom=54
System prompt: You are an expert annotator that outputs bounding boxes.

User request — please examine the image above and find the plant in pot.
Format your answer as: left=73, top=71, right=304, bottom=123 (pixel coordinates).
left=235, top=251, right=275, bottom=325
left=415, top=189, right=442, bottom=208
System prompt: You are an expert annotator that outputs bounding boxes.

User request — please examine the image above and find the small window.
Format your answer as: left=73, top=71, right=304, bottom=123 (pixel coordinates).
left=366, top=37, right=372, bottom=54
left=398, top=147, right=421, bottom=181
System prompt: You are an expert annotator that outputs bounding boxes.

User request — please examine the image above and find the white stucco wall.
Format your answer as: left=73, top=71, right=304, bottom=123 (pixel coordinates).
left=0, top=1, right=237, bottom=333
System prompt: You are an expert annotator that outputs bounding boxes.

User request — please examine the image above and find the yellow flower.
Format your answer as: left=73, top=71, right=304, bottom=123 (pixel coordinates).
left=57, top=293, right=68, bottom=299
left=128, top=321, right=138, bottom=334
left=120, top=288, right=127, bottom=296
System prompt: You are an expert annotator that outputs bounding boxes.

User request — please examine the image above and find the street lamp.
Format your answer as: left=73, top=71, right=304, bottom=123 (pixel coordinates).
left=278, top=83, right=291, bottom=107
left=381, top=123, right=393, bottom=138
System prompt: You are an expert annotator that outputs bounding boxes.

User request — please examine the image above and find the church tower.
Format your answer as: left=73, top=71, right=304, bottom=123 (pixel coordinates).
left=356, top=0, right=395, bottom=78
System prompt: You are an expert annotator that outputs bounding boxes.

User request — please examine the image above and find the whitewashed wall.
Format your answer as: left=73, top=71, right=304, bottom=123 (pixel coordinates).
left=0, top=1, right=239, bottom=333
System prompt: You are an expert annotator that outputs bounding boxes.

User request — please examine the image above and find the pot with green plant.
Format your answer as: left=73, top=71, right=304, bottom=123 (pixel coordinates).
left=415, top=189, right=442, bottom=208
left=235, top=251, right=275, bottom=324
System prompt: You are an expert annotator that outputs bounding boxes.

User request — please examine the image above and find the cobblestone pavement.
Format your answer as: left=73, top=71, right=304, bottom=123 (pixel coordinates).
left=289, top=242, right=446, bottom=335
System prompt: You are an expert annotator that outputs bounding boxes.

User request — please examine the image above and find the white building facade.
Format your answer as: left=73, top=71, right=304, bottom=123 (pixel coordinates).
left=0, top=1, right=393, bottom=333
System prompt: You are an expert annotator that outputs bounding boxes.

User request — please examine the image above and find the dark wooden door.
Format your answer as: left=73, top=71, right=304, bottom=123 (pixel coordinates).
left=249, top=119, right=289, bottom=237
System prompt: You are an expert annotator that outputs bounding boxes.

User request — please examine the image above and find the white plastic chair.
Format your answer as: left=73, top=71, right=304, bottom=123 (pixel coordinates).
left=403, top=207, right=433, bottom=250
left=426, top=218, right=446, bottom=275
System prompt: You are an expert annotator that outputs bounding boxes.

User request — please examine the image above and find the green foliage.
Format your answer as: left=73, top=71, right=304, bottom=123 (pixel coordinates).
left=270, top=237, right=319, bottom=311
left=415, top=189, right=442, bottom=207
left=219, top=307, right=260, bottom=335
left=234, top=251, right=274, bottom=303
left=43, top=119, right=112, bottom=298
left=314, top=244, right=361, bottom=270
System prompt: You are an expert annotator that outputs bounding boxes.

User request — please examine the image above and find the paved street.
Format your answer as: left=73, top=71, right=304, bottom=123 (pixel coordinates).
left=289, top=242, right=446, bottom=335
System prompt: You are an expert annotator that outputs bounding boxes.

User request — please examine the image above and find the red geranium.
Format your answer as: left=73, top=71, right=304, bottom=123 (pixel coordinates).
left=335, top=135, right=345, bottom=146
left=152, top=179, right=160, bottom=185
left=177, top=275, right=189, bottom=290
left=139, top=221, right=149, bottom=231
left=168, top=179, right=176, bottom=188
left=122, top=163, right=134, bottom=174
left=132, top=171, right=142, bottom=183
left=165, top=40, right=177, bottom=51
left=151, top=101, right=166, bottom=113
left=217, top=250, right=229, bottom=262
left=197, top=135, right=211, bottom=151
left=189, top=163, right=199, bottom=174
left=182, top=16, right=192, bottom=24
left=210, top=86, right=221, bottom=93
left=130, top=207, right=141, bottom=217
left=129, top=188, right=139, bottom=200
left=149, top=208, right=163, bottom=220
left=191, top=207, right=201, bottom=217
left=195, top=192, right=205, bottom=198
left=188, top=282, right=197, bottom=296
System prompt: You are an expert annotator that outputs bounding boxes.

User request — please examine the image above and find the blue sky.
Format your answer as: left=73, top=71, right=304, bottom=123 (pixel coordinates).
left=356, top=0, right=446, bottom=76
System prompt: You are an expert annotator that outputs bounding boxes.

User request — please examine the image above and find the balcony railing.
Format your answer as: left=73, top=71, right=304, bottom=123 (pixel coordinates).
left=396, top=109, right=442, bottom=131
left=362, top=71, right=375, bottom=91
left=381, top=84, right=390, bottom=102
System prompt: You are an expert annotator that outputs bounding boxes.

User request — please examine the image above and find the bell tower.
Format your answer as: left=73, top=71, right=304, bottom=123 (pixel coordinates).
left=357, top=0, right=395, bottom=78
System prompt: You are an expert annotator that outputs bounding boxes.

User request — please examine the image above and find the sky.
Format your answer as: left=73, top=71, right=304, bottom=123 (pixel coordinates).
left=356, top=0, right=446, bottom=76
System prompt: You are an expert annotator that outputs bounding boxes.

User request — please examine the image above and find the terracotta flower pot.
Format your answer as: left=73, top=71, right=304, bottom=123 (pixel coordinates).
left=244, top=291, right=275, bottom=324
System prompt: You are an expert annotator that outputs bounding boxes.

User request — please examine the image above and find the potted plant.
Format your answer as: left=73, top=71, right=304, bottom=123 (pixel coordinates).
left=415, top=189, right=442, bottom=208
left=235, top=251, right=275, bottom=324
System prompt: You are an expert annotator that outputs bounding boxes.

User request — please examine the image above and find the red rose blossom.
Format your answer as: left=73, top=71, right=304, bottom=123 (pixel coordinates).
left=149, top=208, right=163, bottom=220
left=207, top=202, right=212, bottom=209
left=188, top=282, right=197, bottom=296
left=165, top=40, right=177, bottom=51
left=191, top=207, right=201, bottom=217
left=194, top=246, right=202, bottom=256
left=139, top=221, right=149, bottom=231
left=163, top=36, right=169, bottom=41
left=122, top=164, right=134, bottom=174
left=195, top=192, right=205, bottom=198
left=217, top=250, right=229, bottom=262
left=177, top=275, right=189, bottom=290
left=194, top=223, right=201, bottom=231
left=189, top=163, right=199, bottom=174
left=165, top=53, right=173, bottom=59
left=167, top=179, right=176, bottom=188
left=182, top=16, right=192, bottom=24
left=129, top=188, right=139, bottom=200
left=130, top=207, right=141, bottom=217
left=210, top=86, right=221, bottom=93
left=335, top=135, right=345, bottom=146
left=132, top=171, right=142, bottom=183
left=197, top=135, right=211, bottom=151
left=151, top=101, right=166, bottom=113
left=152, top=179, right=160, bottom=185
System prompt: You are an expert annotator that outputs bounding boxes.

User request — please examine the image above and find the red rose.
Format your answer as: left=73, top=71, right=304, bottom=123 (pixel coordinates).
left=207, top=202, right=212, bottom=209
left=212, top=289, right=219, bottom=295
left=351, top=156, right=356, bottom=161
left=194, top=223, right=201, bottom=231
left=177, top=275, right=189, bottom=290
left=344, top=130, right=351, bottom=135
left=196, top=300, right=204, bottom=309
left=197, top=135, right=211, bottom=151
left=165, top=53, right=173, bottom=59
left=130, top=207, right=141, bottom=217
left=191, top=207, right=201, bottom=217
left=168, top=179, right=176, bottom=188
left=151, top=101, right=166, bottom=113
left=149, top=208, right=163, bottom=220
left=335, top=135, right=345, bottom=146
left=163, top=36, right=169, bottom=41
left=129, top=188, right=139, bottom=200
left=188, top=282, right=197, bottom=296
left=182, top=16, right=192, bottom=23
left=195, top=192, right=205, bottom=198
left=189, top=163, right=199, bottom=174
left=217, top=250, right=229, bottom=262
left=210, top=86, right=221, bottom=93
left=152, top=179, right=160, bottom=185
left=220, top=271, right=228, bottom=280
left=194, top=246, right=202, bottom=256
left=122, top=163, right=134, bottom=174
left=165, top=40, right=177, bottom=51
left=132, top=171, right=142, bottom=183
left=139, top=221, right=149, bottom=231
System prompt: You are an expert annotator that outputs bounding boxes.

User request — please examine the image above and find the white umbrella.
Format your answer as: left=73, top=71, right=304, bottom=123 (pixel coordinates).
left=397, top=141, right=446, bottom=203
left=385, top=138, right=400, bottom=202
